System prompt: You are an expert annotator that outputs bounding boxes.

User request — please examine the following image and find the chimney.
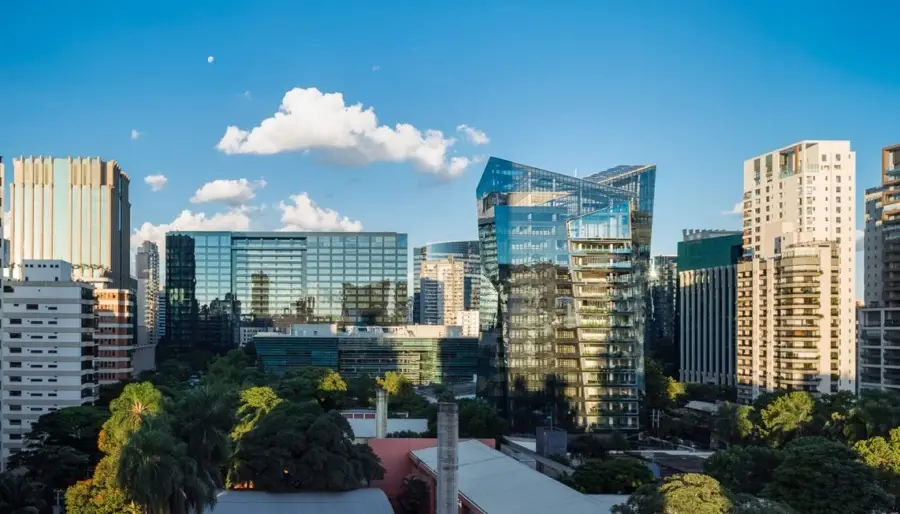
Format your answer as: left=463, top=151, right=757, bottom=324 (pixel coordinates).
left=375, top=387, right=388, bottom=438
left=436, top=402, right=459, bottom=514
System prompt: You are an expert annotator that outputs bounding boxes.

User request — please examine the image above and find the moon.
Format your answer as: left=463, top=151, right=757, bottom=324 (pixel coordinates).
left=207, top=56, right=215, bottom=64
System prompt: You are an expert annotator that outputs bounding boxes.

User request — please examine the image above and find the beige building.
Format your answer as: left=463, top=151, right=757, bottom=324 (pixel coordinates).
left=737, top=141, right=857, bottom=402
left=94, top=289, right=135, bottom=385
left=418, top=258, right=465, bottom=325
left=9, top=156, right=132, bottom=289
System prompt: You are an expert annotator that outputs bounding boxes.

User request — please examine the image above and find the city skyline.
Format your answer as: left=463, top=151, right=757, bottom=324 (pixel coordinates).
left=2, top=2, right=897, bottom=300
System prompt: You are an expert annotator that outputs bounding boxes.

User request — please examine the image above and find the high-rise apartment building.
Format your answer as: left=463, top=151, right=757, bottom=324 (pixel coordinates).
left=157, top=290, right=167, bottom=342
left=413, top=241, right=483, bottom=322
left=648, top=255, right=677, bottom=367
left=418, top=258, right=465, bottom=325
left=677, top=230, right=743, bottom=386
left=94, top=289, right=135, bottom=384
left=8, top=157, right=132, bottom=289
left=858, top=145, right=900, bottom=393
left=478, top=157, right=655, bottom=431
left=737, top=141, right=857, bottom=402
left=135, top=241, right=160, bottom=347
left=0, top=260, right=98, bottom=467
left=165, top=232, right=409, bottom=354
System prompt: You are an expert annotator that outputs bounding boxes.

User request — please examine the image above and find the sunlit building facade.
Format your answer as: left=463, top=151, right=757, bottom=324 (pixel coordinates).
left=413, top=241, right=485, bottom=324
left=164, top=232, right=409, bottom=354
left=8, top=156, right=132, bottom=289
left=477, top=157, right=655, bottom=431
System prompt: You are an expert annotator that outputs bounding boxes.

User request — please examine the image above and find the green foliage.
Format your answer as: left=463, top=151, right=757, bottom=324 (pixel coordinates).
left=228, top=405, right=384, bottom=491
left=387, top=430, right=425, bottom=438
left=345, top=374, right=377, bottom=408
left=643, top=360, right=671, bottom=411
left=231, top=386, right=285, bottom=442
left=854, top=427, right=900, bottom=511
left=761, top=436, right=894, bottom=514
left=102, top=382, right=165, bottom=453
left=571, top=457, right=654, bottom=494
left=205, top=349, right=268, bottom=388
left=712, top=402, right=755, bottom=446
left=0, top=472, right=47, bottom=514
left=397, top=475, right=430, bottom=514
left=612, top=473, right=732, bottom=514
left=703, top=445, right=783, bottom=496
left=377, top=371, right=413, bottom=396
left=276, top=367, right=348, bottom=411
left=457, top=399, right=508, bottom=439
left=757, top=391, right=815, bottom=448
left=568, top=435, right=608, bottom=461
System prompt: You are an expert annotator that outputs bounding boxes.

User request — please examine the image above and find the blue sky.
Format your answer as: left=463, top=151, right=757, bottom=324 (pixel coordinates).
left=1, top=0, right=897, bottom=294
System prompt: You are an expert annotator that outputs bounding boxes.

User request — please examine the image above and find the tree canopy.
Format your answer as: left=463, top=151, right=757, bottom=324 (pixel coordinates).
left=571, top=457, right=654, bottom=494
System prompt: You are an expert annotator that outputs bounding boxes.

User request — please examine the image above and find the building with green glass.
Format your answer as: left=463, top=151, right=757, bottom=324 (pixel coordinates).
left=253, top=324, right=478, bottom=385
left=164, top=232, right=409, bottom=354
left=477, top=157, right=655, bottom=432
left=676, top=229, right=743, bottom=386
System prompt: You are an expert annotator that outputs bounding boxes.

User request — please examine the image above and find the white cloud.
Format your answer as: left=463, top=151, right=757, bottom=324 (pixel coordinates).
left=722, top=201, right=743, bottom=215
left=278, top=193, right=363, bottom=232
left=215, top=87, right=479, bottom=179
left=190, top=178, right=267, bottom=206
left=207, top=56, right=215, bottom=64
left=242, top=90, right=252, bottom=100
left=372, top=64, right=380, bottom=72
left=144, top=174, right=168, bottom=192
left=857, top=229, right=864, bottom=252
left=130, top=129, right=142, bottom=141
left=456, top=124, right=490, bottom=145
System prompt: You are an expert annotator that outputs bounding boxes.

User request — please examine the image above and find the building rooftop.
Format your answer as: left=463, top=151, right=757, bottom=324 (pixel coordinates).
left=582, top=164, right=654, bottom=184
left=210, top=490, right=393, bottom=514
left=411, top=440, right=619, bottom=514
left=348, top=418, right=428, bottom=439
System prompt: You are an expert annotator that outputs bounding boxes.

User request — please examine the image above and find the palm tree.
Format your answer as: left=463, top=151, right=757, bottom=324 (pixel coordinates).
left=117, top=418, right=214, bottom=514
left=103, top=382, right=164, bottom=452
left=169, top=387, right=233, bottom=490
left=0, top=472, right=47, bottom=514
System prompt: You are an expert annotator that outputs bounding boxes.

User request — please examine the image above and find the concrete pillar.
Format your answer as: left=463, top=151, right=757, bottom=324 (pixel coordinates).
left=375, top=388, right=388, bottom=438
left=436, top=402, right=459, bottom=514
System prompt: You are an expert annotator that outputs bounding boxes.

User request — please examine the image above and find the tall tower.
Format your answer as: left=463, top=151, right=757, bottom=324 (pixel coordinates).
left=737, top=141, right=856, bottom=402
left=9, top=156, right=132, bottom=289
left=135, top=241, right=160, bottom=346
left=418, top=258, right=465, bottom=325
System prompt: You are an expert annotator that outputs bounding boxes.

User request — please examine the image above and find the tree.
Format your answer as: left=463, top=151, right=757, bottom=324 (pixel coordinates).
left=277, top=368, right=347, bottom=411
left=568, top=435, right=608, bottom=461
left=703, top=445, right=783, bottom=496
left=756, top=392, right=814, bottom=448
left=387, top=430, right=425, bottom=438
left=377, top=371, right=413, bottom=397
left=0, top=472, right=47, bottom=514
left=205, top=349, right=267, bottom=388
left=345, top=374, right=377, bottom=408
left=228, top=405, right=384, bottom=491
left=643, top=360, right=671, bottom=411
left=13, top=405, right=107, bottom=460
left=102, top=382, right=165, bottom=452
left=571, top=457, right=654, bottom=494
left=231, top=386, right=285, bottom=442
left=762, top=436, right=893, bottom=514
left=712, top=402, right=755, bottom=446
left=396, top=475, right=429, bottom=514
left=613, top=474, right=732, bottom=514
left=854, top=427, right=900, bottom=511
left=167, top=387, right=234, bottom=492
left=457, top=400, right=508, bottom=439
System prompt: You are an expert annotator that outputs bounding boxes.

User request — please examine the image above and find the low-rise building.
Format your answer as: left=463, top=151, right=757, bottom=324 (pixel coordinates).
left=254, top=324, right=479, bottom=385
left=0, top=260, right=98, bottom=467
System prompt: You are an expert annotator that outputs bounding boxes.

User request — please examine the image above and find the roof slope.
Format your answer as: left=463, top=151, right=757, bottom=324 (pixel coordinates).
left=412, top=440, right=621, bottom=514
left=211, top=489, right=393, bottom=514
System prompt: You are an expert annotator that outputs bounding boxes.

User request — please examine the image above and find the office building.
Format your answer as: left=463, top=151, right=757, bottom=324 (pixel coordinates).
left=165, top=232, right=408, bottom=354
left=417, top=258, right=465, bottom=325
left=455, top=310, right=480, bottom=338
left=413, top=241, right=482, bottom=321
left=135, top=241, right=160, bottom=347
left=157, top=290, right=167, bottom=342
left=859, top=145, right=900, bottom=392
left=737, top=141, right=857, bottom=402
left=477, top=157, right=655, bottom=431
left=647, top=255, right=677, bottom=367
left=254, top=324, right=478, bottom=385
left=677, top=230, right=742, bottom=386
left=0, top=261, right=98, bottom=467
left=94, top=289, right=135, bottom=384
left=8, top=156, right=132, bottom=289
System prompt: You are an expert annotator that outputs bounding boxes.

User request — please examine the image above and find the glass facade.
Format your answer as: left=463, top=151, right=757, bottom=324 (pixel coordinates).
left=164, top=231, right=409, bottom=354
left=477, top=157, right=655, bottom=431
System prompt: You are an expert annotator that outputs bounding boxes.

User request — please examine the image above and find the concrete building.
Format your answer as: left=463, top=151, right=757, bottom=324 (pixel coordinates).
left=648, top=255, right=677, bottom=365
left=8, top=156, right=132, bottom=289
left=677, top=230, right=743, bottom=386
left=454, top=310, right=480, bottom=338
left=0, top=260, right=98, bottom=467
left=135, top=241, right=160, bottom=346
left=858, top=145, right=900, bottom=393
left=157, top=290, right=167, bottom=342
left=413, top=241, right=484, bottom=323
left=418, top=258, right=465, bottom=326
left=94, top=289, right=135, bottom=384
left=254, top=324, right=479, bottom=385
left=737, top=141, right=857, bottom=402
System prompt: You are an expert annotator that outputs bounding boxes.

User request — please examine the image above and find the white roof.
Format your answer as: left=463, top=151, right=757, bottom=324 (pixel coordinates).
left=412, top=440, right=622, bottom=514
left=348, top=418, right=428, bottom=439
left=211, top=489, right=393, bottom=514
left=684, top=400, right=720, bottom=413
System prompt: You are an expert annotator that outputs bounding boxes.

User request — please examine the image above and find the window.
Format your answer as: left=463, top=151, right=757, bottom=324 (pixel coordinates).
left=9, top=362, right=21, bottom=368
left=25, top=304, right=38, bottom=310
left=9, top=405, right=21, bottom=411
left=9, top=391, right=21, bottom=397
left=9, top=434, right=22, bottom=441
left=836, top=154, right=841, bottom=161
left=9, top=348, right=21, bottom=354
left=8, top=319, right=21, bottom=325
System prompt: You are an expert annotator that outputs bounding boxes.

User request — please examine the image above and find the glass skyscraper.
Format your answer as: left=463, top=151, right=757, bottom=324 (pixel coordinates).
left=477, top=157, right=655, bottom=432
left=413, top=241, right=485, bottom=322
left=164, top=231, right=409, bottom=354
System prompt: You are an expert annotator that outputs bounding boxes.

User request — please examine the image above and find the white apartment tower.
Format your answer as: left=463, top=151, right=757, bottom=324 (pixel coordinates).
left=737, top=141, right=856, bottom=402
left=135, top=241, right=160, bottom=347
left=418, top=258, right=465, bottom=325
left=0, top=260, right=98, bottom=467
